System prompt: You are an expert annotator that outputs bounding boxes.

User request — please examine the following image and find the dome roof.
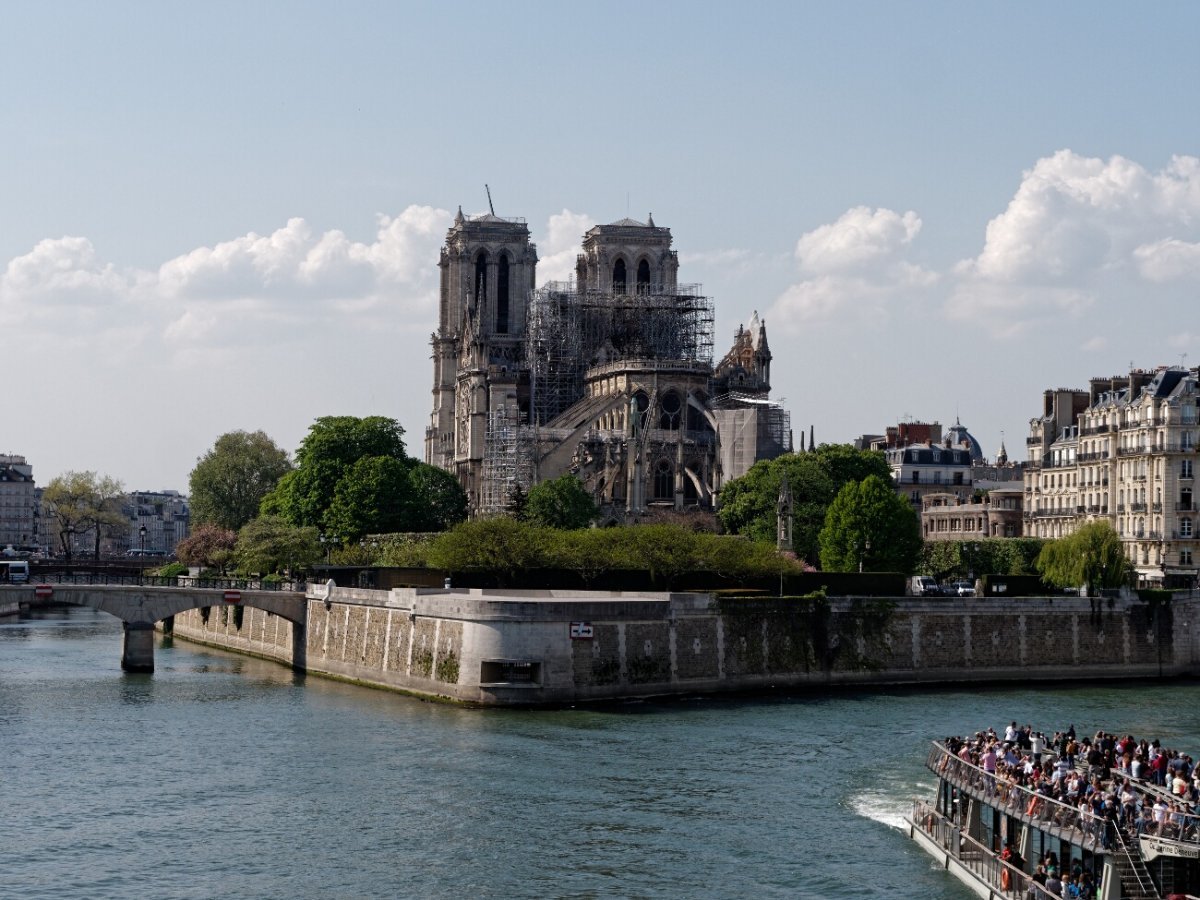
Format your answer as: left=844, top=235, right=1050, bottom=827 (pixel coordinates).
left=945, top=417, right=983, bottom=462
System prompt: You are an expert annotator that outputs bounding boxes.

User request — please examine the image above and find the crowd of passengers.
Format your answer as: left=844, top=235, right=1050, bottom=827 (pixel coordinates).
left=943, top=723, right=1200, bottom=843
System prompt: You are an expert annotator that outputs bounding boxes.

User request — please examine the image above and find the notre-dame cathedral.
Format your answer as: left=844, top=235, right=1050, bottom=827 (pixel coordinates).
left=424, top=207, right=791, bottom=519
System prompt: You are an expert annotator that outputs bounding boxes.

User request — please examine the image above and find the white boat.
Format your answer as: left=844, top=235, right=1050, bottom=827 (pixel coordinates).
left=909, top=738, right=1200, bottom=899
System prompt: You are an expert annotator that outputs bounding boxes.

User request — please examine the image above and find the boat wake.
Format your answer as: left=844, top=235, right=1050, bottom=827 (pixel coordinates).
left=849, top=789, right=911, bottom=830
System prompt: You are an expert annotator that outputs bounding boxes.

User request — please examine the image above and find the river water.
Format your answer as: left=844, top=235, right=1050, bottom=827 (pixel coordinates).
left=4, top=607, right=1200, bottom=899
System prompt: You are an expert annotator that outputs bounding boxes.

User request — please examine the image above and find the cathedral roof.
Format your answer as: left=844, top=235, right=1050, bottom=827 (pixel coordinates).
left=607, top=217, right=648, bottom=227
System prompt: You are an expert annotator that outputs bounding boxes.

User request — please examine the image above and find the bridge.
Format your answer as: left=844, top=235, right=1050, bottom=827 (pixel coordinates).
left=0, top=580, right=307, bottom=672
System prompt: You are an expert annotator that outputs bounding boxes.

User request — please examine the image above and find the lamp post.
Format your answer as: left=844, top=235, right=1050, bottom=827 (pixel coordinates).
left=860, top=538, right=871, bottom=574
left=66, top=523, right=75, bottom=576
left=138, top=524, right=147, bottom=584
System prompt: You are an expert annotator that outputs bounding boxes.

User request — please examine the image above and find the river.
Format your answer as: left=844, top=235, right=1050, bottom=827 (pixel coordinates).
left=4, top=606, right=1199, bottom=899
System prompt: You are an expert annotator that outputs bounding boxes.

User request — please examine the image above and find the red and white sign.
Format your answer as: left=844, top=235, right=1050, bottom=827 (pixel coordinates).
left=569, top=622, right=594, bottom=640
left=223, top=590, right=242, bottom=604
left=34, top=584, right=54, bottom=598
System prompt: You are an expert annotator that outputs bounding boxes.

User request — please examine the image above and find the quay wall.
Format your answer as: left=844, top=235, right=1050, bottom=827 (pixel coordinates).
left=167, top=588, right=1200, bottom=706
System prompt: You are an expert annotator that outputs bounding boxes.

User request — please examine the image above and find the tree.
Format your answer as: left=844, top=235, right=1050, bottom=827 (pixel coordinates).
left=818, top=475, right=921, bottom=573
left=42, top=471, right=125, bottom=559
left=1036, top=521, right=1131, bottom=596
left=235, top=516, right=320, bottom=576
left=522, top=474, right=597, bottom=529
left=719, top=445, right=892, bottom=563
left=323, top=456, right=414, bottom=540
left=262, top=416, right=407, bottom=529
left=427, top=518, right=543, bottom=585
left=189, top=430, right=292, bottom=530
left=405, top=463, right=468, bottom=532
left=175, top=523, right=238, bottom=572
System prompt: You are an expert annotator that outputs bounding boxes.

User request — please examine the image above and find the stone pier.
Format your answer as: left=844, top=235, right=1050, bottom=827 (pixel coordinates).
left=121, top=622, right=156, bottom=672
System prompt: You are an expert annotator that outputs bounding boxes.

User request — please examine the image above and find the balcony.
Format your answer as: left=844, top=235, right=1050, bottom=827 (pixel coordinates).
left=1178, top=502, right=1197, bottom=512
left=1130, top=502, right=1148, bottom=513
left=1117, top=504, right=1126, bottom=513
left=1026, top=436, right=1043, bottom=446
left=1133, top=474, right=1147, bottom=482
left=1152, top=502, right=1163, bottom=513
left=1172, top=530, right=1197, bottom=540
left=1117, top=445, right=1147, bottom=456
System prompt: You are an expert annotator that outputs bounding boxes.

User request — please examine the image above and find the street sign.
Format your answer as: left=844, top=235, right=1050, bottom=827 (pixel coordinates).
left=223, top=590, right=242, bottom=604
left=34, top=584, right=53, bottom=598
left=569, top=622, right=594, bottom=640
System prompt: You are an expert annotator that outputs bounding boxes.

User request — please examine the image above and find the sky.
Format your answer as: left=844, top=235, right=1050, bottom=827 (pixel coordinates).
left=3, top=2, right=1200, bottom=492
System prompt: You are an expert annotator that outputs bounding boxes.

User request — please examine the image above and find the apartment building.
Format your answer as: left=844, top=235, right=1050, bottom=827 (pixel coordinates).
left=1025, top=367, right=1199, bottom=586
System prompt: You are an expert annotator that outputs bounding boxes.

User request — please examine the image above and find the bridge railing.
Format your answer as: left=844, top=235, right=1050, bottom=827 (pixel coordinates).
left=30, top=573, right=304, bottom=592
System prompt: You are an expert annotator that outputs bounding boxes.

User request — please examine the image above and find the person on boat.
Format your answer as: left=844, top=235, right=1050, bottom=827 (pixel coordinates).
left=1044, top=867, right=1063, bottom=896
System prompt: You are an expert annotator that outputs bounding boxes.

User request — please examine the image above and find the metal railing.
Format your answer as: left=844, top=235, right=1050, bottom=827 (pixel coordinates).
left=29, top=572, right=304, bottom=592
left=911, top=799, right=1065, bottom=899
left=926, top=743, right=1106, bottom=848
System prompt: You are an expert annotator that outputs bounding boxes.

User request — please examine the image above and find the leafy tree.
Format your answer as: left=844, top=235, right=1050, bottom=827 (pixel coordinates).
left=1036, top=521, right=1131, bottom=596
left=522, top=474, right=597, bottom=529
left=42, top=471, right=125, bottom=559
left=263, top=416, right=407, bottom=528
left=427, top=518, right=543, bottom=585
left=235, top=516, right=320, bottom=576
left=189, top=430, right=292, bottom=530
left=405, top=463, right=468, bottom=532
left=175, top=523, right=238, bottom=572
left=918, top=537, right=1047, bottom=581
left=818, top=475, right=921, bottom=573
left=323, top=456, right=413, bottom=540
left=719, top=445, right=892, bottom=563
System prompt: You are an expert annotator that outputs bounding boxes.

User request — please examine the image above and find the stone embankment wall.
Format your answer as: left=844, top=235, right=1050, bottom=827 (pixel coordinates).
left=168, top=588, right=1200, bottom=706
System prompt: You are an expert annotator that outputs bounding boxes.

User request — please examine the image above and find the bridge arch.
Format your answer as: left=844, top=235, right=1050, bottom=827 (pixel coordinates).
left=11, top=584, right=307, bottom=673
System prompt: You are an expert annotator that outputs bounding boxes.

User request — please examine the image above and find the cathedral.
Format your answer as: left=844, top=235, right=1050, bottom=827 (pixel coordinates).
left=424, top=207, right=791, bottom=518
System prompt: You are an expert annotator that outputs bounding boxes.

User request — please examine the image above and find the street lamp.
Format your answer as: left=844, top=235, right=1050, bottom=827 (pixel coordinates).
left=860, top=538, right=871, bottom=574
left=138, top=524, right=147, bottom=584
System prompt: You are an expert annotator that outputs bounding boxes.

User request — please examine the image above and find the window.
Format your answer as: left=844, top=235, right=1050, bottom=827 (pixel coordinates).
left=1182, top=518, right=1193, bottom=538
left=912, top=472, right=921, bottom=483
left=658, top=391, right=682, bottom=430
left=473, top=251, right=488, bottom=306
left=636, top=259, right=651, bottom=294
left=1183, top=460, right=1194, bottom=479
left=612, top=259, right=627, bottom=294
left=653, top=460, right=674, bottom=500
left=1182, top=549, right=1194, bottom=566
left=495, top=254, right=510, bottom=333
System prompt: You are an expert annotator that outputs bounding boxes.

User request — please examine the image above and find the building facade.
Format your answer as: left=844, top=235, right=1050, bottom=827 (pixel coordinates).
left=921, top=486, right=1024, bottom=541
left=1025, top=366, right=1200, bottom=586
left=0, top=455, right=38, bottom=552
left=425, top=209, right=791, bottom=518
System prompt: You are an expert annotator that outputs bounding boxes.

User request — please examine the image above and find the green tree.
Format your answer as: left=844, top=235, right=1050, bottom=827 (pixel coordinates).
left=323, top=456, right=414, bottom=540
left=175, top=523, right=238, bottom=572
left=818, top=475, right=921, bottom=573
left=1036, top=521, right=1131, bottom=596
left=427, top=518, right=544, bottom=585
left=42, top=471, right=125, bottom=559
left=235, top=516, right=320, bottom=576
left=189, top=430, right=292, bottom=530
left=263, top=416, right=407, bottom=528
left=405, top=463, right=468, bottom=532
left=522, top=474, right=597, bottom=529
left=719, top=445, right=892, bottom=563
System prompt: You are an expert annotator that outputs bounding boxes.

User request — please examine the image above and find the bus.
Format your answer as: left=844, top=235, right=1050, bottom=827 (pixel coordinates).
left=0, top=560, right=30, bottom=583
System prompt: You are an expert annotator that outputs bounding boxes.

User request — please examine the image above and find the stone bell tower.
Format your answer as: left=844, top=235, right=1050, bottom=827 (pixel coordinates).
left=425, top=207, right=538, bottom=506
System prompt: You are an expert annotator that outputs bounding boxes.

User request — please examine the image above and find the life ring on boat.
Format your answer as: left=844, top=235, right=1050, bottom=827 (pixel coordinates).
left=1026, top=796, right=1041, bottom=816
left=1000, top=868, right=1011, bottom=891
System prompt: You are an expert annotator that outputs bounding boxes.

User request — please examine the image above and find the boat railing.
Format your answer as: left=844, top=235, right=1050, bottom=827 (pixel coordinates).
left=927, top=743, right=1107, bottom=848
left=912, top=799, right=1066, bottom=899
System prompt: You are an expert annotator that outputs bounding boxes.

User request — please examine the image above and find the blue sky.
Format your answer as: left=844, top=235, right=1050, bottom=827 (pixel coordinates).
left=4, top=2, right=1199, bottom=490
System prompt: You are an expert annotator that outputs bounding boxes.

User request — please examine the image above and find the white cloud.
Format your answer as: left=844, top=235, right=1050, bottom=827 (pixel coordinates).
left=1081, top=336, right=1108, bottom=352
left=767, top=206, right=934, bottom=329
left=1134, top=238, right=1200, bottom=282
left=795, top=206, right=922, bottom=274
left=536, top=209, right=596, bottom=285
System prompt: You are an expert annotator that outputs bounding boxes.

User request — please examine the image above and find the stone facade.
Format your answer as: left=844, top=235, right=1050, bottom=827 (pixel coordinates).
left=164, top=584, right=1198, bottom=706
left=423, top=209, right=790, bottom=518
left=0, top=455, right=37, bottom=553
left=921, top=486, right=1024, bottom=540
left=1025, top=366, right=1200, bottom=586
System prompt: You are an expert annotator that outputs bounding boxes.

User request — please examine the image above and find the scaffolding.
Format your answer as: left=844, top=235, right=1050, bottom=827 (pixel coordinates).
left=477, top=405, right=535, bottom=516
left=713, top=392, right=793, bottom=455
left=527, top=281, right=714, bottom=426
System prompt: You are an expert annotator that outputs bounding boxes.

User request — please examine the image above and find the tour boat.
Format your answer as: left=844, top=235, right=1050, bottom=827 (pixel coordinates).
left=909, top=739, right=1200, bottom=899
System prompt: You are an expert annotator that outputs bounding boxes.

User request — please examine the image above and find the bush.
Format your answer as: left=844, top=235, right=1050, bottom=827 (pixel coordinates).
left=153, top=562, right=188, bottom=578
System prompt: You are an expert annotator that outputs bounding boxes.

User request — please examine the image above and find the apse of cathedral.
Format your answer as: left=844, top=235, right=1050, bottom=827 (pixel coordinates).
left=425, top=208, right=791, bottom=519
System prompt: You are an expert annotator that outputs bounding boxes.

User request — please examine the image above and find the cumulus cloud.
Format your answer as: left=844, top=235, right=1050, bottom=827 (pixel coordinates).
left=767, top=206, right=934, bottom=328
left=1134, top=238, right=1200, bottom=282
left=536, top=209, right=596, bottom=285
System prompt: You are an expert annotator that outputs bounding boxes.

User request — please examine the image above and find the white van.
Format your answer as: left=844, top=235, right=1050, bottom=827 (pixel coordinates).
left=909, top=575, right=940, bottom=597
left=0, top=560, right=30, bottom=583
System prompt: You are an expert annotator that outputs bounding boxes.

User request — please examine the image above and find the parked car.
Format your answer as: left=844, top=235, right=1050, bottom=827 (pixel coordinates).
left=910, top=575, right=941, bottom=597
left=948, top=580, right=975, bottom=597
